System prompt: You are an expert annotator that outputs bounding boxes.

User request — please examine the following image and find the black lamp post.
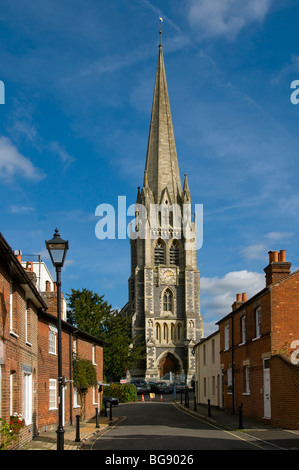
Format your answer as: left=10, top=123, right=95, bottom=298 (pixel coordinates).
left=45, top=228, right=69, bottom=451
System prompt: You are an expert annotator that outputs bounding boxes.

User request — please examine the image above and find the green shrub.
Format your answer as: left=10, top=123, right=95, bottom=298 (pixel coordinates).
left=103, top=383, right=137, bottom=403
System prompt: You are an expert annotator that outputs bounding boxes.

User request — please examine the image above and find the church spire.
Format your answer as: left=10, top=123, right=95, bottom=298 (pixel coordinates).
left=144, top=42, right=182, bottom=204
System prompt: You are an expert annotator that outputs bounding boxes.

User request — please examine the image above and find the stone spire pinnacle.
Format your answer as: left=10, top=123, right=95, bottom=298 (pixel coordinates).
left=144, top=43, right=182, bottom=204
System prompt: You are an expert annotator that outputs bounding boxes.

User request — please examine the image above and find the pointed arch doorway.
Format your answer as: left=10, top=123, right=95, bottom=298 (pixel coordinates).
left=158, top=352, right=181, bottom=379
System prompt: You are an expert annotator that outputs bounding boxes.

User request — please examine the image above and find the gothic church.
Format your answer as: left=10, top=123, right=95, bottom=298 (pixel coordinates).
left=126, top=39, right=203, bottom=384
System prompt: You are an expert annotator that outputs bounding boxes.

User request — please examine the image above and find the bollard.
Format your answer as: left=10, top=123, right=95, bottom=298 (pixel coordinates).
left=75, top=415, right=81, bottom=442
left=95, top=407, right=99, bottom=428
left=184, top=391, right=187, bottom=407
left=180, top=391, right=183, bottom=404
left=208, top=399, right=212, bottom=417
left=104, top=402, right=107, bottom=417
left=238, top=403, right=244, bottom=429
left=109, top=403, right=113, bottom=421
left=187, top=392, right=189, bottom=408
left=194, top=396, right=197, bottom=411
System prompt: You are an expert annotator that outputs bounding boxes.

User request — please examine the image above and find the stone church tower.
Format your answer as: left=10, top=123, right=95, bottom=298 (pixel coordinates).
left=127, top=40, right=204, bottom=384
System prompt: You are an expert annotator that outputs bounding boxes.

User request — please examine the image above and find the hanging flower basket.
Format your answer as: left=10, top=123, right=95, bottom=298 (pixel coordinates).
left=10, top=414, right=25, bottom=434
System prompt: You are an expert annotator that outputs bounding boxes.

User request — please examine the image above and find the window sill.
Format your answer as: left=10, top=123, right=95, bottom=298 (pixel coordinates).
left=252, top=336, right=261, bottom=342
left=10, top=331, right=19, bottom=339
left=26, top=341, right=32, bottom=347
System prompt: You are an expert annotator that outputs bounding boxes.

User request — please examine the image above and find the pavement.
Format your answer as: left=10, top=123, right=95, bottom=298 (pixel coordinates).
left=23, top=415, right=119, bottom=451
left=22, top=395, right=299, bottom=451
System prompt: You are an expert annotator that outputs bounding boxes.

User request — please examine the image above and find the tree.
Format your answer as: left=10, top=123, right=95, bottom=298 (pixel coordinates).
left=103, top=309, right=145, bottom=382
left=66, top=288, right=145, bottom=381
left=67, top=288, right=111, bottom=340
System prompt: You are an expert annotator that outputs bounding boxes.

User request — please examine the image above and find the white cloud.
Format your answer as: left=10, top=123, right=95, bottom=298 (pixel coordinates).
left=265, top=231, right=294, bottom=241
left=10, top=205, right=35, bottom=214
left=240, top=243, right=266, bottom=260
left=0, top=136, right=45, bottom=183
left=49, top=141, right=75, bottom=168
left=201, top=270, right=265, bottom=318
left=186, top=0, right=272, bottom=40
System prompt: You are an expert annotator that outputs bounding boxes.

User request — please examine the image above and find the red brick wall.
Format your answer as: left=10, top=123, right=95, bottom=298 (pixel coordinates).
left=0, top=261, right=39, bottom=448
left=271, top=273, right=299, bottom=355
left=219, top=292, right=271, bottom=421
left=37, top=313, right=103, bottom=432
left=271, top=355, right=299, bottom=429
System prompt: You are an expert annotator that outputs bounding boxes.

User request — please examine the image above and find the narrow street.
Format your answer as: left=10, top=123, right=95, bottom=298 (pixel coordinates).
left=84, top=398, right=272, bottom=452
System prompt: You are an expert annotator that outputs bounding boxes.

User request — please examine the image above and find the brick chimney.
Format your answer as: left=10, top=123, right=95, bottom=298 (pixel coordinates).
left=25, top=261, right=37, bottom=286
left=232, top=293, right=247, bottom=311
left=264, top=250, right=291, bottom=287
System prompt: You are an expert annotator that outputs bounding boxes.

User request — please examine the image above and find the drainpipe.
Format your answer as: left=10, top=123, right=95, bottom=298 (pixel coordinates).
left=231, top=313, right=235, bottom=415
left=69, top=329, right=78, bottom=425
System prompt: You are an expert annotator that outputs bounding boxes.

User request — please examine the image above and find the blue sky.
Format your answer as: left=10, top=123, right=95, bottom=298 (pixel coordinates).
left=1, top=0, right=299, bottom=336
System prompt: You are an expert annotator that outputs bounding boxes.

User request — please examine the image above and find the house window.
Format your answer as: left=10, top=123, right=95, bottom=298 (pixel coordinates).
left=92, top=344, right=97, bottom=365
left=93, top=386, right=98, bottom=405
left=240, top=315, right=246, bottom=344
left=9, top=281, right=17, bottom=336
left=73, top=388, right=79, bottom=408
left=212, top=376, right=216, bottom=396
left=224, top=324, right=230, bottom=350
left=49, top=379, right=57, bottom=410
left=212, top=339, right=215, bottom=363
left=203, top=377, right=207, bottom=397
left=203, top=344, right=206, bottom=365
left=243, top=366, right=250, bottom=394
left=227, top=368, right=232, bottom=394
left=163, top=289, right=173, bottom=312
left=49, top=325, right=57, bottom=355
left=73, top=336, right=77, bottom=356
left=255, top=307, right=261, bottom=338
left=25, top=301, right=32, bottom=346
left=23, top=372, right=32, bottom=425
left=10, top=371, right=17, bottom=416
left=155, top=240, right=165, bottom=265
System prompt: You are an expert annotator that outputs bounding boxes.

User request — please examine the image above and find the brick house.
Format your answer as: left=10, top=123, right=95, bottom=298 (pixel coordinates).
left=18, top=254, right=104, bottom=434
left=0, top=233, right=47, bottom=448
left=217, top=250, right=299, bottom=429
left=0, top=233, right=104, bottom=448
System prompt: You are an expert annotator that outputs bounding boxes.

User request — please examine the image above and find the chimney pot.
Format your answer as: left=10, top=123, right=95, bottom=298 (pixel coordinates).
left=272, top=251, right=278, bottom=262
left=242, top=293, right=247, bottom=301
left=45, top=280, right=51, bottom=292
left=26, top=261, right=33, bottom=272
left=236, top=293, right=241, bottom=302
left=279, top=250, right=286, bottom=262
left=14, top=250, right=22, bottom=263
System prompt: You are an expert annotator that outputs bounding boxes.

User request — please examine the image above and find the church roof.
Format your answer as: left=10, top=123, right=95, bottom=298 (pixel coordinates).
left=144, top=41, right=182, bottom=204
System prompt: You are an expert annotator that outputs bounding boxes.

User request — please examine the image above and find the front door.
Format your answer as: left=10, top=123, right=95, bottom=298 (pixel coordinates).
left=263, top=358, right=271, bottom=419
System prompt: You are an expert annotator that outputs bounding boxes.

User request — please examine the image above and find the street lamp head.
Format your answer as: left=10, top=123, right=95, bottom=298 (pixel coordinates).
left=45, top=228, right=69, bottom=268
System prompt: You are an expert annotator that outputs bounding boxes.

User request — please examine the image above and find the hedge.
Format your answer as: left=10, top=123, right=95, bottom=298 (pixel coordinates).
left=103, top=383, right=137, bottom=403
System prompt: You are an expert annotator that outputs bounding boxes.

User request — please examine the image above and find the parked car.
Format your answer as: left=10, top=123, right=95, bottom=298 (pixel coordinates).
left=175, top=382, right=188, bottom=392
left=147, top=381, right=159, bottom=393
left=131, top=379, right=151, bottom=394
left=155, top=381, right=172, bottom=394
left=103, top=396, right=119, bottom=407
